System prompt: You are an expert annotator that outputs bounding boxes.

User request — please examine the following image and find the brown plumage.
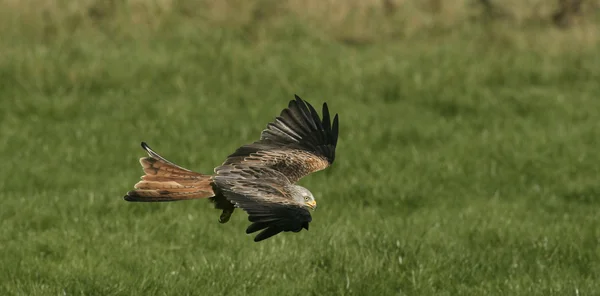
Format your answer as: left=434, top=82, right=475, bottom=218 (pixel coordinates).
left=124, top=145, right=215, bottom=202
left=124, top=95, right=339, bottom=242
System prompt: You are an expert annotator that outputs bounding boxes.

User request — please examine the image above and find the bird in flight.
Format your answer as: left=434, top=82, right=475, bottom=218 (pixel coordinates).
left=124, top=95, right=339, bottom=242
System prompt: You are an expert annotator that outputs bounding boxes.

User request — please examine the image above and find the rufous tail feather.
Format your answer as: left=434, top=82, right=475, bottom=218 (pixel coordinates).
left=124, top=143, right=215, bottom=202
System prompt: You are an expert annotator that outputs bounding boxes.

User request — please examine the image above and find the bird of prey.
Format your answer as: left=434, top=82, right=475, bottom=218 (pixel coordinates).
left=124, top=95, right=339, bottom=242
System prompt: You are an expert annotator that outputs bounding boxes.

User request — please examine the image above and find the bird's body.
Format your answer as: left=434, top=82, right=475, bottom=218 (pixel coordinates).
left=124, top=95, right=339, bottom=242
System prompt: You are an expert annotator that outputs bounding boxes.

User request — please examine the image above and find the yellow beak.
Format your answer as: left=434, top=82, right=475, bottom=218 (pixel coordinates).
left=306, top=200, right=317, bottom=210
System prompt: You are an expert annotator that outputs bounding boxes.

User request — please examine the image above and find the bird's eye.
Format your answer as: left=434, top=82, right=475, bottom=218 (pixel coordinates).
left=304, top=196, right=309, bottom=201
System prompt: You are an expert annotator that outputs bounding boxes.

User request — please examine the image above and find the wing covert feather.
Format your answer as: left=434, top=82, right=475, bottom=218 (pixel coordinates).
left=219, top=95, right=339, bottom=183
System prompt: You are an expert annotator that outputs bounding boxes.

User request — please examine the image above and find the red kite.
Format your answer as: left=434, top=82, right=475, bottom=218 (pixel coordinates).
left=124, top=95, right=339, bottom=242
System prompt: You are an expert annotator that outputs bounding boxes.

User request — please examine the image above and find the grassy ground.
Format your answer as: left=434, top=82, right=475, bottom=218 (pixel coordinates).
left=1, top=1, right=600, bottom=295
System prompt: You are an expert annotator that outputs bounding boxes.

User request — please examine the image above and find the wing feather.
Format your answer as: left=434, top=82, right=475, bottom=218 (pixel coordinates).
left=213, top=164, right=312, bottom=242
left=331, top=113, right=339, bottom=147
left=293, top=97, right=318, bottom=131
left=322, top=103, right=331, bottom=134
left=219, top=95, right=339, bottom=183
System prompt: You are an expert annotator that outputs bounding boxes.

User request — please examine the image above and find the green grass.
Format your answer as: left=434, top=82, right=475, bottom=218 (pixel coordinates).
left=1, top=5, right=600, bottom=295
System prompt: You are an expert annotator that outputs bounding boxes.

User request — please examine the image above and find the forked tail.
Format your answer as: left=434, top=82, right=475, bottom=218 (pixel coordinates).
left=124, top=142, right=215, bottom=202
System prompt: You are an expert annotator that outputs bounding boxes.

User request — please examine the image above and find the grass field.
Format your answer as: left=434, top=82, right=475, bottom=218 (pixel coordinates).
left=1, top=1, right=600, bottom=295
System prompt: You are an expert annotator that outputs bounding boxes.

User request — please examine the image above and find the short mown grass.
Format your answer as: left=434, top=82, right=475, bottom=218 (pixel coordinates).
left=1, top=1, right=599, bottom=295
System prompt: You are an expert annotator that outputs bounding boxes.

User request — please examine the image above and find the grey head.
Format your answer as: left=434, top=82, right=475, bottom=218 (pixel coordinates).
left=287, top=185, right=317, bottom=210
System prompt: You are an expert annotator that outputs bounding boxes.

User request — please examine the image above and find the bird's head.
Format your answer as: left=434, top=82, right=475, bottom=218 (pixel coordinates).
left=292, top=185, right=317, bottom=210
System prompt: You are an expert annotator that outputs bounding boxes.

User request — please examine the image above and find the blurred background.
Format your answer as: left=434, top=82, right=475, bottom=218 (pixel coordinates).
left=1, top=0, right=600, bottom=295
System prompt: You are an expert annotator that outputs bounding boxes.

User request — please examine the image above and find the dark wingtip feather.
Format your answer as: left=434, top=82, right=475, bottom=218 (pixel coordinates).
left=246, top=222, right=270, bottom=234
left=321, top=103, right=331, bottom=133
left=306, top=101, right=324, bottom=131
left=253, top=227, right=283, bottom=242
left=332, top=114, right=339, bottom=146
left=141, top=142, right=149, bottom=150
left=290, top=95, right=302, bottom=108
left=294, top=95, right=319, bottom=131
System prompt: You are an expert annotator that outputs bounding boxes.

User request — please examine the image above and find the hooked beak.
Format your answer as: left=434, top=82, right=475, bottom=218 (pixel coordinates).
left=306, top=200, right=317, bottom=210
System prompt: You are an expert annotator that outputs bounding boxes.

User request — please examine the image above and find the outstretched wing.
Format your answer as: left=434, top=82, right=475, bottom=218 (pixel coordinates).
left=213, top=164, right=312, bottom=242
left=218, top=95, right=339, bottom=183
